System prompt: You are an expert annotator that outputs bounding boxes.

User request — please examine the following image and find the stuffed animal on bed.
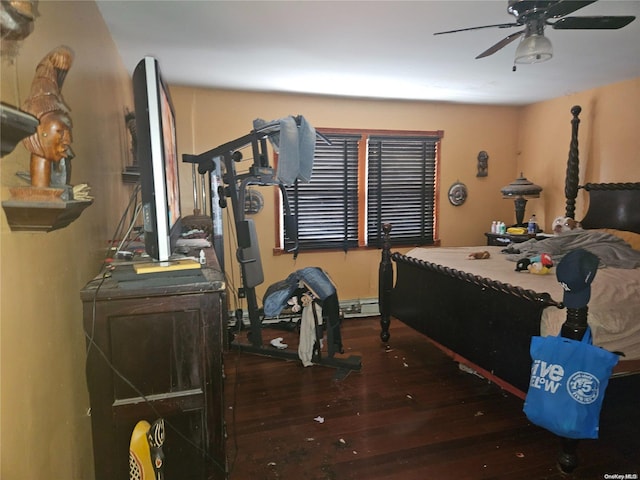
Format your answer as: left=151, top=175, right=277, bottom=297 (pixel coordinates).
left=528, top=261, right=552, bottom=274
left=468, top=251, right=491, bottom=259
left=552, top=216, right=582, bottom=235
left=515, top=253, right=553, bottom=274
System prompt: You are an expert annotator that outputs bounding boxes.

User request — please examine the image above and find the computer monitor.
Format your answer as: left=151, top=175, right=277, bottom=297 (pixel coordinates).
left=132, top=56, right=182, bottom=262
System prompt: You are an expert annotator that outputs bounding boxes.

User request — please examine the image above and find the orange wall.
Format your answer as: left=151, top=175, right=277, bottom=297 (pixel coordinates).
left=1, top=2, right=133, bottom=478
left=0, top=1, right=638, bottom=477
left=171, top=87, right=522, bottom=302
left=517, top=78, right=640, bottom=229
left=170, top=80, right=639, bottom=304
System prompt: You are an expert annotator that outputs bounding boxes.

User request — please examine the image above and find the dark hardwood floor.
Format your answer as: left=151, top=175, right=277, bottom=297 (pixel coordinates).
left=223, top=316, right=640, bottom=480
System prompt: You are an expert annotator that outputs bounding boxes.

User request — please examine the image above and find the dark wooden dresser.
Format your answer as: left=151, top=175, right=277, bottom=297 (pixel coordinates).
left=80, top=262, right=226, bottom=480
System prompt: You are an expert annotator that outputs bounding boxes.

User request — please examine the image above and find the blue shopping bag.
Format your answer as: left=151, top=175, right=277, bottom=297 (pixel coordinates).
left=523, top=327, right=619, bottom=439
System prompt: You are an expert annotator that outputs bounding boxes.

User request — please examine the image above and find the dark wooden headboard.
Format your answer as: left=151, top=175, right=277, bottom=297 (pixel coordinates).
left=563, top=105, right=640, bottom=234
left=580, top=183, right=640, bottom=234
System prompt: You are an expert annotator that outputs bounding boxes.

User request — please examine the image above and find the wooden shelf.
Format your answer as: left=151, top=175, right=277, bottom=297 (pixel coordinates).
left=2, top=198, right=93, bottom=232
left=1, top=102, right=38, bottom=157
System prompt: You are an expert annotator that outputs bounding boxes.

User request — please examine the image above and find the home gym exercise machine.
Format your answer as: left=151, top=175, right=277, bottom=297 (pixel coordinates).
left=183, top=116, right=361, bottom=372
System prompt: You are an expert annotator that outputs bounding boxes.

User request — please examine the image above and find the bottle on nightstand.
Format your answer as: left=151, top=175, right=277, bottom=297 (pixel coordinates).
left=528, top=214, right=537, bottom=234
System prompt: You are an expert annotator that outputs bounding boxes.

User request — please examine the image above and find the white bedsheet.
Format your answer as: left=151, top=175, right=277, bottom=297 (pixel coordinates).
left=404, top=246, right=640, bottom=360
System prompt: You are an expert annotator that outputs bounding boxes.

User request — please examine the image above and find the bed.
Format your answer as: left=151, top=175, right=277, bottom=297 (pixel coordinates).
left=378, top=105, right=640, bottom=472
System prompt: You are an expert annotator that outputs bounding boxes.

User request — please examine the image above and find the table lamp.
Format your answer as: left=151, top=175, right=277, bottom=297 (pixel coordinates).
left=500, top=173, right=542, bottom=226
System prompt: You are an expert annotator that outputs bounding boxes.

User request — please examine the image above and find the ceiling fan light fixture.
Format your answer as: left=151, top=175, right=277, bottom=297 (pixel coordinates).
left=514, top=33, right=553, bottom=64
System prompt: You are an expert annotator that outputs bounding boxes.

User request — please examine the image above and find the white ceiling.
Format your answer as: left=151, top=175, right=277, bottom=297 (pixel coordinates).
left=96, top=0, right=640, bottom=106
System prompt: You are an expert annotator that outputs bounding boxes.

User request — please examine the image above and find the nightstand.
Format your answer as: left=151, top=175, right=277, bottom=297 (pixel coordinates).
left=485, top=232, right=538, bottom=246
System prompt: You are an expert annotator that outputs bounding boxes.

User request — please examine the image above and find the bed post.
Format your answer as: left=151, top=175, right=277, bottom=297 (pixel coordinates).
left=564, top=105, right=582, bottom=219
left=558, top=104, right=587, bottom=474
left=379, top=223, right=393, bottom=342
left=557, top=306, right=589, bottom=473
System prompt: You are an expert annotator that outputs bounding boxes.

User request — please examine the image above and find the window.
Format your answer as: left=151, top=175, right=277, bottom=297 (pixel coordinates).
left=281, top=128, right=442, bottom=252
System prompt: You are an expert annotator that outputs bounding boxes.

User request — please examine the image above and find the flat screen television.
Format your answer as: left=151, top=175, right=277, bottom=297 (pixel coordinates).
left=133, top=56, right=182, bottom=262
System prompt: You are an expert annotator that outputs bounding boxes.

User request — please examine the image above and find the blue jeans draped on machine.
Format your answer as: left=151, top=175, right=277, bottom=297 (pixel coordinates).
left=264, top=267, right=343, bottom=362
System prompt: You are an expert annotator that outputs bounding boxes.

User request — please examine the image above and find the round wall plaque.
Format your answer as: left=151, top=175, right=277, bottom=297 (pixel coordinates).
left=244, top=189, right=264, bottom=215
left=448, top=182, right=468, bottom=206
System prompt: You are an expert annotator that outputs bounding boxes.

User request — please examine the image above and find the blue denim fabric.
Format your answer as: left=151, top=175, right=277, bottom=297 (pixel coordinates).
left=296, top=267, right=335, bottom=299
left=262, top=267, right=335, bottom=317
left=263, top=278, right=297, bottom=317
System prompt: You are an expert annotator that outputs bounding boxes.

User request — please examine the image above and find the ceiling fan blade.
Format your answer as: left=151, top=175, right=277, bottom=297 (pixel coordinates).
left=434, top=22, right=518, bottom=35
left=544, top=0, right=598, bottom=19
left=475, top=30, right=525, bottom=59
left=551, top=15, right=636, bottom=29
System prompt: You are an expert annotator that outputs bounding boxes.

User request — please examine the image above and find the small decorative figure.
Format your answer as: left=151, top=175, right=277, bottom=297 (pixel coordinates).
left=129, top=418, right=165, bottom=480
left=21, top=45, right=74, bottom=189
left=476, top=150, right=489, bottom=177
left=125, top=108, right=137, bottom=165
left=147, top=418, right=165, bottom=480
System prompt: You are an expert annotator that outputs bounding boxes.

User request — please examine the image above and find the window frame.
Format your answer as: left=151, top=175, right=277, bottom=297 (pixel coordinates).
left=275, top=127, right=442, bottom=253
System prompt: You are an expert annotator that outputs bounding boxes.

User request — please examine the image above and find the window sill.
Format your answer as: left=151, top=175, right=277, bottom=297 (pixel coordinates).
left=272, top=239, right=441, bottom=255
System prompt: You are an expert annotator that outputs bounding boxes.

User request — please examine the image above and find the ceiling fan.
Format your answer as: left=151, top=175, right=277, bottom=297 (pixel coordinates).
left=434, top=0, right=636, bottom=64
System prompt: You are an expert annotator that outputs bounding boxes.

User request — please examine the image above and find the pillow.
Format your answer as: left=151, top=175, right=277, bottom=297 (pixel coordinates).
left=595, top=228, right=640, bottom=251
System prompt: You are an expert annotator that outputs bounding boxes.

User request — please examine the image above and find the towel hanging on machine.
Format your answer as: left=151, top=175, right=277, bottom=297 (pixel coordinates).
left=298, top=293, right=323, bottom=367
left=253, top=115, right=316, bottom=186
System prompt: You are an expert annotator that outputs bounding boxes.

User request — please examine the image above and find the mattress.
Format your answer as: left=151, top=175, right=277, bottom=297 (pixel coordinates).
left=404, top=245, right=640, bottom=360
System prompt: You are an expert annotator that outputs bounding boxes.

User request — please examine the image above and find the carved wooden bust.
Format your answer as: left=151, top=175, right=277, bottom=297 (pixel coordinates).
left=21, top=45, right=74, bottom=189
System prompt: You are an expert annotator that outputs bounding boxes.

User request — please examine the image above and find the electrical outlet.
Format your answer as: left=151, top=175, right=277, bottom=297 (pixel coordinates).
left=238, top=288, right=246, bottom=298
